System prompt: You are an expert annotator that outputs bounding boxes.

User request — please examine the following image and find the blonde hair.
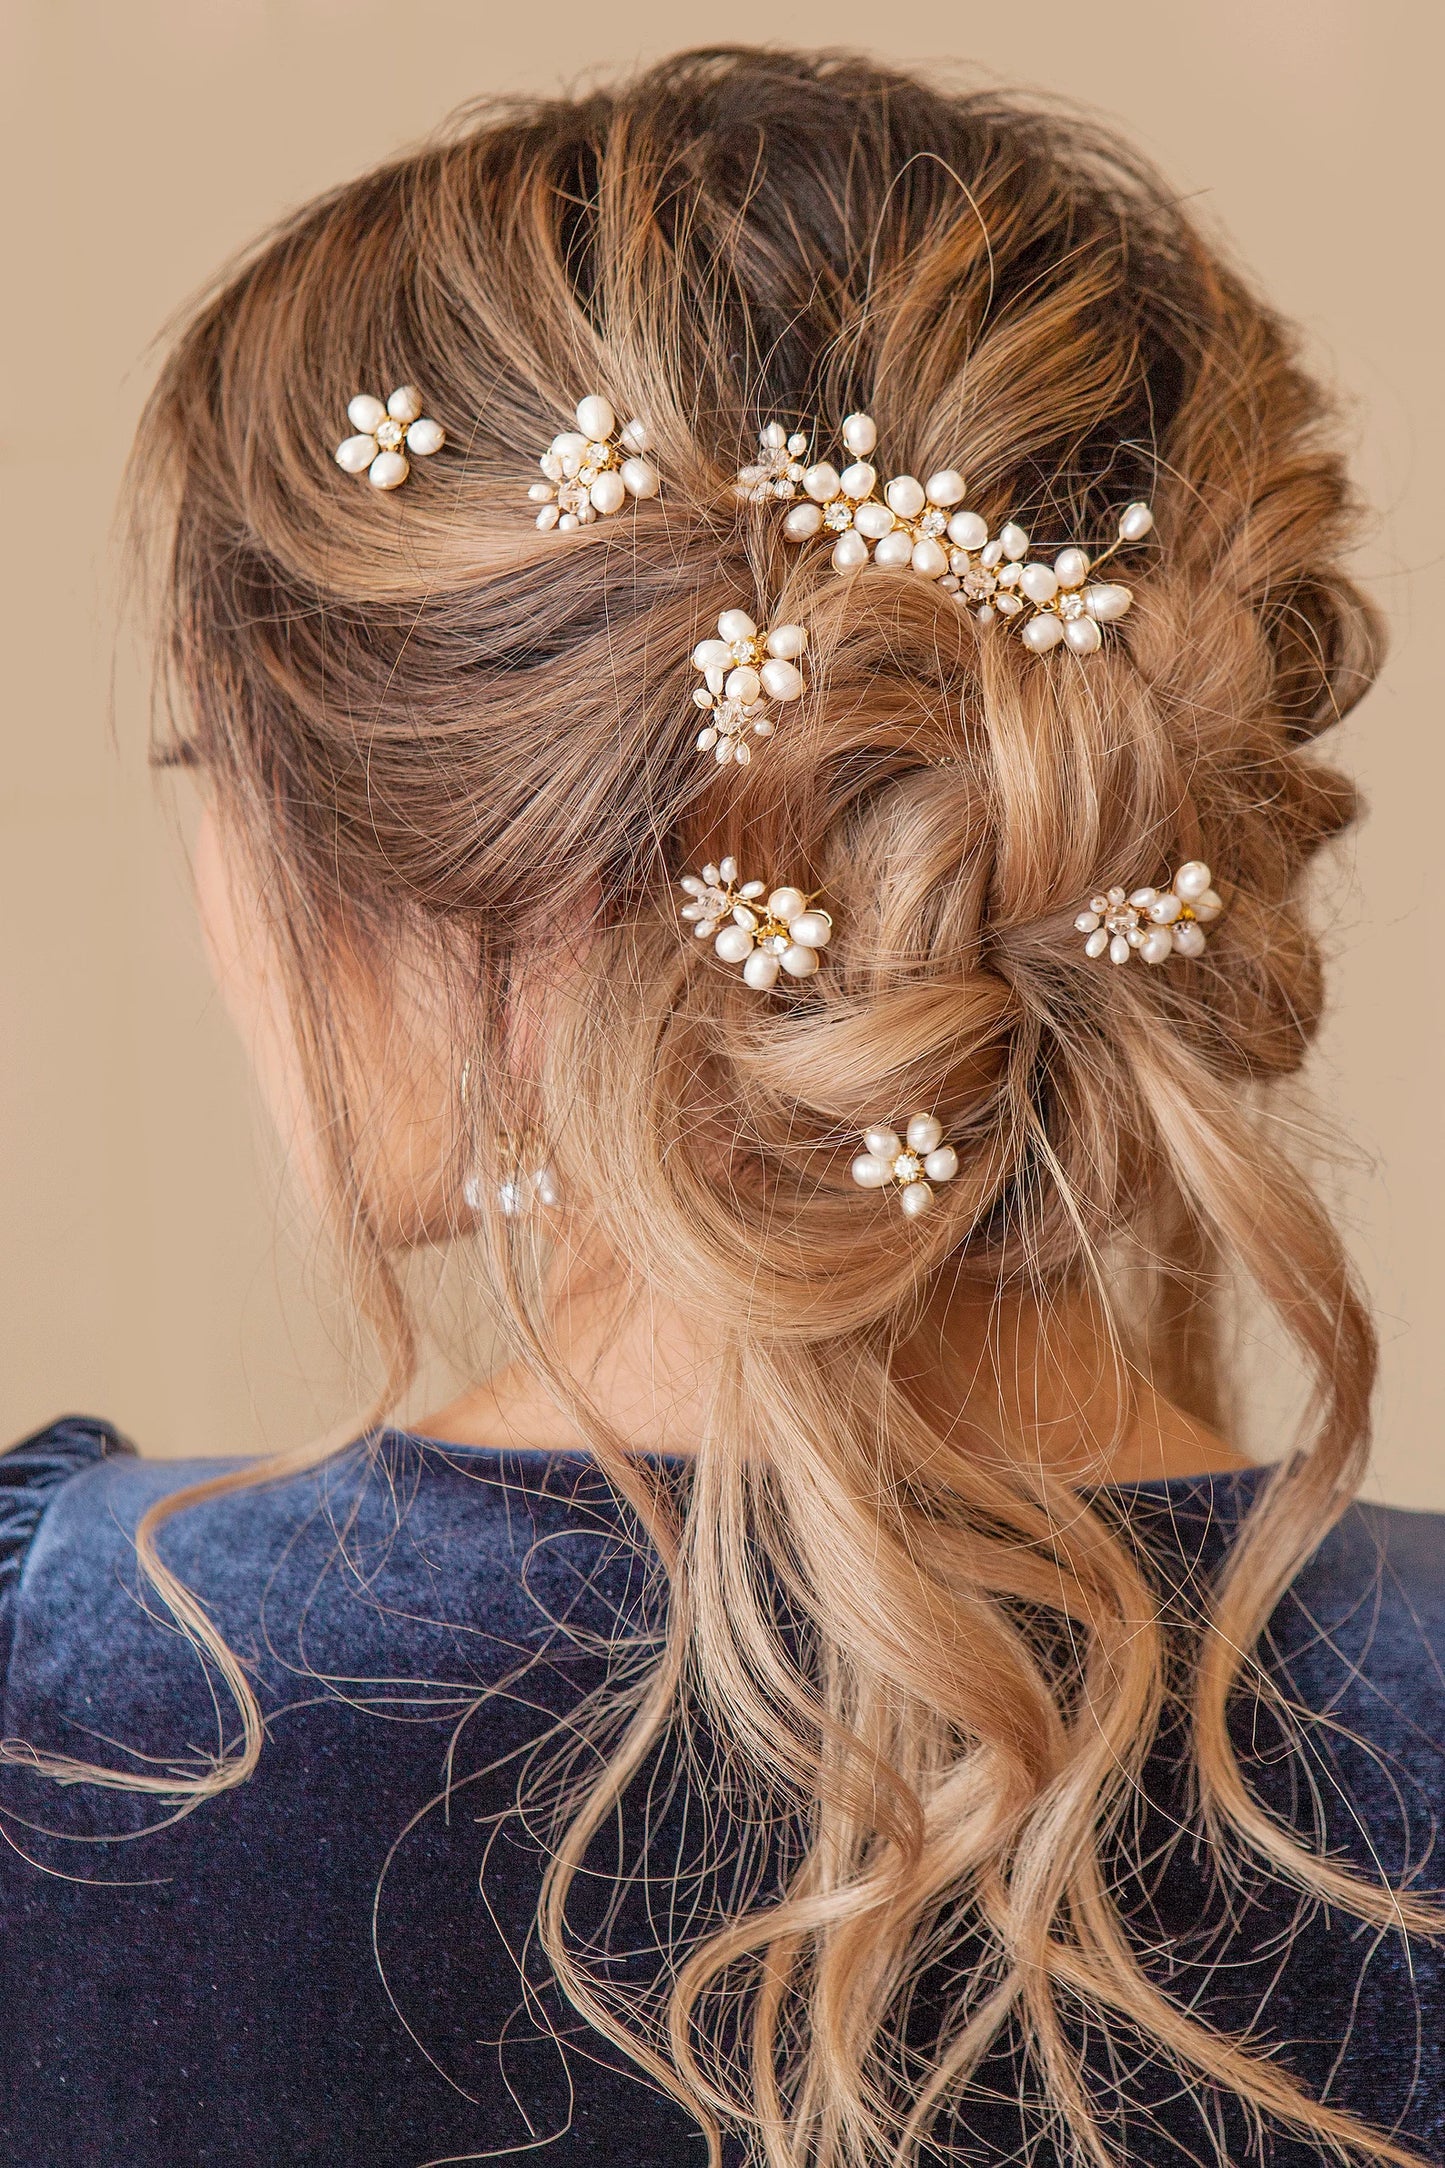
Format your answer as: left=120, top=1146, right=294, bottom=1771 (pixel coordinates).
left=103, top=44, right=1440, bottom=2166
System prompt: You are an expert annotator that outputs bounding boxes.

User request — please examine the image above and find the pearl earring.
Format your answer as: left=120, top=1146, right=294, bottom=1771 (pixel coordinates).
left=462, top=1155, right=560, bottom=1217
left=527, top=394, right=660, bottom=530
left=1075, top=860, right=1225, bottom=965
left=691, top=609, right=808, bottom=766
left=678, top=858, right=833, bottom=991
left=744, top=408, right=1153, bottom=657
left=850, top=1114, right=960, bottom=1218
left=335, top=386, right=445, bottom=489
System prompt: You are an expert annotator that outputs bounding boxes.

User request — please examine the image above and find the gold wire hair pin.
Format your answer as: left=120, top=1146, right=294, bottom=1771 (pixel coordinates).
left=1076, top=862, right=1224, bottom=965
left=679, top=859, right=833, bottom=991
left=527, top=393, right=660, bottom=529
left=737, top=409, right=1154, bottom=656
left=690, top=608, right=808, bottom=766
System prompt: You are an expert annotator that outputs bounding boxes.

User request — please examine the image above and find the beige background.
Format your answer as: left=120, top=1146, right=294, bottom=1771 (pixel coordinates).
left=2, top=1, right=1440, bottom=1500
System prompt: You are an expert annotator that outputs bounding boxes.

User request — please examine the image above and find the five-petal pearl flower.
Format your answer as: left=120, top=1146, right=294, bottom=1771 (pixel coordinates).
left=335, top=386, right=445, bottom=490
left=691, top=610, right=808, bottom=765
left=1076, top=861, right=1224, bottom=965
left=679, top=859, right=833, bottom=991
left=746, top=410, right=1153, bottom=659
left=850, top=1114, right=960, bottom=1218
left=528, top=393, right=660, bottom=530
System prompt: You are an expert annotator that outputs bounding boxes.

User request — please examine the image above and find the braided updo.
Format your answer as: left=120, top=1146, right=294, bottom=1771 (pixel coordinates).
left=128, top=46, right=1430, bottom=2168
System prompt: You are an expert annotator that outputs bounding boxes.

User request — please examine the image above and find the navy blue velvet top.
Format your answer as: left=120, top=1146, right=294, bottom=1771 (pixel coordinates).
left=1, top=1415, right=1443, bottom=2166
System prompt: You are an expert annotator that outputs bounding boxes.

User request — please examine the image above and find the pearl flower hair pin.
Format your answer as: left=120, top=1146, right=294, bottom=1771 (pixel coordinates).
left=1076, top=860, right=1224, bottom=965
left=528, top=394, right=660, bottom=530
left=335, top=386, right=445, bottom=490
left=850, top=1114, right=960, bottom=1218
left=691, top=608, right=808, bottom=766
left=741, top=410, right=1154, bottom=657
left=679, top=859, right=833, bottom=990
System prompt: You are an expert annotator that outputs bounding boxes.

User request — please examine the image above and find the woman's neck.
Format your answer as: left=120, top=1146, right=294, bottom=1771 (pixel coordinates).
left=419, top=1256, right=1251, bottom=1483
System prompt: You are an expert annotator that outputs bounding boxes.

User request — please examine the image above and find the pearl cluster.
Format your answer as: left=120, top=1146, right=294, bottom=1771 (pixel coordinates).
left=527, top=394, right=660, bottom=530
left=744, top=411, right=1153, bottom=658
left=679, top=859, right=833, bottom=991
left=335, top=387, right=445, bottom=490
left=691, top=609, right=808, bottom=765
left=850, top=1114, right=960, bottom=1218
left=735, top=422, right=811, bottom=502
left=1076, top=861, right=1224, bottom=965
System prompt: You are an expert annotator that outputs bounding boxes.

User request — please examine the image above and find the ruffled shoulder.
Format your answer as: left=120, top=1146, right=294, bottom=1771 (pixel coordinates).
left=0, top=1415, right=136, bottom=1621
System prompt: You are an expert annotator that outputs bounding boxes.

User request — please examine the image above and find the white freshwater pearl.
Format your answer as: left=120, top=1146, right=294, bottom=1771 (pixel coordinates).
left=781, top=943, right=820, bottom=977
left=743, top=949, right=781, bottom=990
left=841, top=413, right=877, bottom=456
left=923, top=1144, right=958, bottom=1183
left=766, top=623, right=807, bottom=659
left=335, top=434, right=378, bottom=474
left=1192, top=889, right=1224, bottom=922
left=1022, top=615, right=1064, bottom=652
left=406, top=417, right=444, bottom=456
left=760, top=657, right=805, bottom=701
left=1128, top=888, right=1158, bottom=909
left=832, top=531, right=870, bottom=571
left=906, top=1113, right=943, bottom=1153
left=527, top=482, right=555, bottom=504
left=872, top=530, right=914, bottom=568
left=575, top=393, right=616, bottom=440
left=851, top=1152, right=891, bottom=1188
left=535, top=504, right=561, bottom=530
left=718, top=608, right=758, bottom=641
left=911, top=538, right=948, bottom=579
left=388, top=385, right=424, bottom=424
left=1000, top=523, right=1029, bottom=561
left=347, top=394, right=386, bottom=434
left=839, top=461, right=877, bottom=500
left=1064, top=616, right=1103, bottom=654
left=1053, top=547, right=1090, bottom=589
left=1172, top=920, right=1207, bottom=957
left=804, top=462, right=841, bottom=503
left=1108, top=933, right=1131, bottom=965
left=619, top=418, right=649, bottom=453
left=1076, top=910, right=1102, bottom=933
left=925, top=469, right=966, bottom=507
left=761, top=422, right=787, bottom=449
left=1140, top=926, right=1174, bottom=964
left=995, top=593, right=1024, bottom=618
left=899, top=1181, right=934, bottom=1218
left=1148, top=892, right=1183, bottom=923
left=369, top=450, right=409, bottom=490
left=1085, top=927, right=1110, bottom=958
left=784, top=501, right=824, bottom=539
left=864, top=1127, right=902, bottom=1160
left=725, top=665, right=762, bottom=703
left=714, top=924, right=754, bottom=964
left=1173, top=860, right=1212, bottom=901
left=620, top=456, right=660, bottom=499
left=788, top=910, right=832, bottom=949
left=1118, top=501, right=1154, bottom=542
left=1019, top=562, right=1059, bottom=605
left=589, top=470, right=627, bottom=515
left=767, top=886, right=807, bottom=922
left=854, top=501, right=896, bottom=540
left=693, top=638, right=733, bottom=671
left=552, top=430, right=586, bottom=464
left=947, top=511, right=989, bottom=551
left=1085, top=583, right=1133, bottom=622
left=885, top=474, right=926, bottom=519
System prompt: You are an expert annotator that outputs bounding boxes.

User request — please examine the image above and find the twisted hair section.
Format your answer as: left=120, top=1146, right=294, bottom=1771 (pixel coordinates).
left=112, top=44, right=1434, bottom=2167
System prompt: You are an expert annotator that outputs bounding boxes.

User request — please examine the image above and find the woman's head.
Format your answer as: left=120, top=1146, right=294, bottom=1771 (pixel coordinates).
left=138, top=47, right=1421, bottom=2168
